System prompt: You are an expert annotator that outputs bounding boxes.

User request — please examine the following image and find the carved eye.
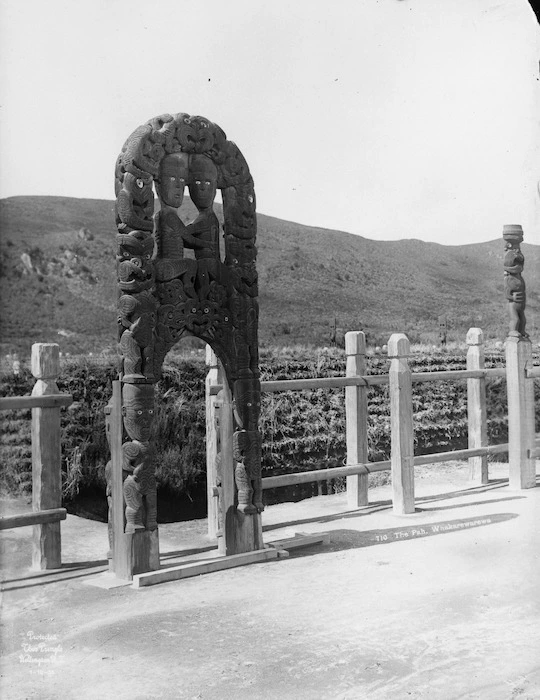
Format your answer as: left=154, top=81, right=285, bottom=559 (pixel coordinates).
left=133, top=259, right=142, bottom=267
left=136, top=179, right=144, bottom=189
left=224, top=316, right=229, bottom=321
left=248, top=195, right=254, bottom=203
left=195, top=180, right=201, bottom=186
left=205, top=181, right=211, bottom=186
left=191, top=307, right=197, bottom=313
left=247, top=402, right=252, bottom=407
left=123, top=252, right=130, bottom=258
left=148, top=409, right=154, bottom=415
left=137, top=410, right=143, bottom=415
left=170, top=177, right=176, bottom=182
left=204, top=307, right=209, bottom=313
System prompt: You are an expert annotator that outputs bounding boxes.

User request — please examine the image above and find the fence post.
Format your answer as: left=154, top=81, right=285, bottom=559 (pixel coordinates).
left=206, top=345, right=222, bottom=539
left=466, top=328, right=488, bottom=484
left=345, top=331, right=369, bottom=507
left=388, top=333, right=415, bottom=514
left=505, top=336, right=536, bottom=489
left=31, top=343, right=62, bottom=570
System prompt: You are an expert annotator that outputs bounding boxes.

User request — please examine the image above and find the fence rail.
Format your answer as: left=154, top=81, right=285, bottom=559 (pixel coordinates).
left=260, top=442, right=516, bottom=490
left=0, top=508, right=67, bottom=531
left=206, top=328, right=538, bottom=532
left=208, top=366, right=507, bottom=395
left=0, top=395, right=73, bottom=411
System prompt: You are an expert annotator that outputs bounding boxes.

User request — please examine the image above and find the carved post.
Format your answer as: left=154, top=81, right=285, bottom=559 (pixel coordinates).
left=439, top=315, right=447, bottom=347
left=206, top=345, right=222, bottom=539
left=31, top=343, right=62, bottom=570
left=503, top=225, right=535, bottom=489
left=388, top=334, right=415, bottom=514
left=220, top=374, right=263, bottom=556
left=466, top=328, right=488, bottom=484
left=345, top=331, right=369, bottom=507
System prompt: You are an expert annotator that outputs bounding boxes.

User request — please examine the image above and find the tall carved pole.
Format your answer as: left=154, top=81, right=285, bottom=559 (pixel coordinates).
left=109, top=113, right=263, bottom=577
left=503, top=224, right=535, bottom=490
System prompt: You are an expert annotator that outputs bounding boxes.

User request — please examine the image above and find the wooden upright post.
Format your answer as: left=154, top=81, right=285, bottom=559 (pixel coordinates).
left=466, top=328, right=488, bottom=484
left=31, top=343, right=63, bottom=570
left=502, top=224, right=535, bottom=490
left=345, top=331, right=369, bottom=507
left=110, top=381, right=160, bottom=580
left=219, top=374, right=263, bottom=556
left=505, top=336, right=536, bottom=489
left=206, top=345, right=222, bottom=539
left=388, top=334, right=415, bottom=514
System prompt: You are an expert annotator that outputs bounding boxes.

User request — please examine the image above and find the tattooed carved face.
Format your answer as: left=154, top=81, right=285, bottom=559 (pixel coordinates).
left=157, top=153, right=189, bottom=209
left=122, top=383, right=155, bottom=442
left=189, top=154, right=218, bottom=210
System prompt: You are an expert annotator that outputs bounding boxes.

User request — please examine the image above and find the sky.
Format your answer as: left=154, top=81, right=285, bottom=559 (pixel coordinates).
left=1, top=0, right=539, bottom=245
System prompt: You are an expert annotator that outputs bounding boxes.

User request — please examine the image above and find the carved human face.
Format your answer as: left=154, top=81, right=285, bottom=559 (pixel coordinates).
left=158, top=153, right=189, bottom=208
left=189, top=155, right=218, bottom=210
left=122, top=383, right=155, bottom=442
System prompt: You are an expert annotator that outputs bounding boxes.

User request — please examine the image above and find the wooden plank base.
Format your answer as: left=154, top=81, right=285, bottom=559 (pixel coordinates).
left=132, top=548, right=278, bottom=588
left=266, top=532, right=331, bottom=552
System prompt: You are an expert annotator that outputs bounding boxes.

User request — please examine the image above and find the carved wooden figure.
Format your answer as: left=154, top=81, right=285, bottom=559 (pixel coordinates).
left=110, top=112, right=262, bottom=575
left=503, top=225, right=527, bottom=338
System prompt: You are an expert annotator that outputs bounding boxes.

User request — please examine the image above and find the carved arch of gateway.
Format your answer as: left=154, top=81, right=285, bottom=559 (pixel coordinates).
left=108, top=113, right=263, bottom=577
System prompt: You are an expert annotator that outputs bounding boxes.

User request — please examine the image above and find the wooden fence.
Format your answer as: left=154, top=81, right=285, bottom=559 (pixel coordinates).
left=206, top=328, right=539, bottom=531
left=0, top=344, right=73, bottom=569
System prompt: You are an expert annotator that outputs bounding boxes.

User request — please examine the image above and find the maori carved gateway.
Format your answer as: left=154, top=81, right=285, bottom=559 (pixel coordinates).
left=109, top=113, right=262, bottom=577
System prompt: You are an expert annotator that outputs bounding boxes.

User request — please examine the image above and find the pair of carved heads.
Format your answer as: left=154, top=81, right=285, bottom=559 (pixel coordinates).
left=156, top=153, right=218, bottom=210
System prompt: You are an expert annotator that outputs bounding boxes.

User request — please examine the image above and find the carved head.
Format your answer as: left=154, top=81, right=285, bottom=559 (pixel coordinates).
left=156, top=153, right=189, bottom=208
left=189, top=154, right=218, bottom=210
left=122, top=383, right=155, bottom=442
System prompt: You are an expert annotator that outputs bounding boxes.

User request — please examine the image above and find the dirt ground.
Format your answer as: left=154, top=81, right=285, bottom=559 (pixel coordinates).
left=1, top=461, right=539, bottom=700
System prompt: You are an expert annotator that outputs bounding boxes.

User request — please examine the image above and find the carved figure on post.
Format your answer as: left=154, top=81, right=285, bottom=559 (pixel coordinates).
left=122, top=440, right=157, bottom=533
left=503, top=225, right=527, bottom=338
left=186, top=154, right=222, bottom=300
left=154, top=152, right=197, bottom=295
left=232, top=377, right=263, bottom=513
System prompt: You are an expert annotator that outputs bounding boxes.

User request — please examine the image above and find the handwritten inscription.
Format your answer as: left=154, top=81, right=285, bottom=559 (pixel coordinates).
left=374, top=517, right=492, bottom=543
left=19, top=631, right=63, bottom=676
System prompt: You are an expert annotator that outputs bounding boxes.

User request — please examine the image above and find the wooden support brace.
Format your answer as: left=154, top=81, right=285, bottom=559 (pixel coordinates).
left=266, top=532, right=330, bottom=551
left=132, top=548, right=278, bottom=588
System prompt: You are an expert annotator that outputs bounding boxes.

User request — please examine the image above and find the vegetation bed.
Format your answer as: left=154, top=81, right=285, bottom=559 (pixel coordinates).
left=1, top=347, right=538, bottom=521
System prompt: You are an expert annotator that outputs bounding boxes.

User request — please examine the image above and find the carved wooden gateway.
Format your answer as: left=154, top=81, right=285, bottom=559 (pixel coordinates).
left=107, top=113, right=262, bottom=579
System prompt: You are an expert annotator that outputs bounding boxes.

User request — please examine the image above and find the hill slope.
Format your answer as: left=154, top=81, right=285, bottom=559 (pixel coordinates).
left=0, top=195, right=538, bottom=354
